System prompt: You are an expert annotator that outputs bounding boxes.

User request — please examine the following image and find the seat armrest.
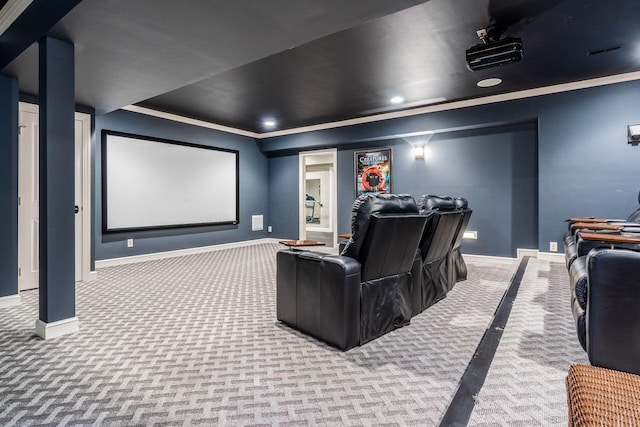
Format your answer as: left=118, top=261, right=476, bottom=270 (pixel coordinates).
left=578, top=232, right=640, bottom=244
left=319, top=255, right=362, bottom=350
left=565, top=217, right=600, bottom=223
left=571, top=223, right=622, bottom=232
left=277, top=250, right=362, bottom=351
left=601, top=222, right=640, bottom=227
left=586, top=249, right=640, bottom=375
left=277, top=249, right=301, bottom=325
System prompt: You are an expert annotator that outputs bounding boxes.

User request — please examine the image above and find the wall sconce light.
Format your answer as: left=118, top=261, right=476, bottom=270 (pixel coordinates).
left=628, top=124, right=640, bottom=145
left=413, top=145, right=425, bottom=160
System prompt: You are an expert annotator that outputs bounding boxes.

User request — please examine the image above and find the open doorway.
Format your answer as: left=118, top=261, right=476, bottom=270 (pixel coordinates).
left=298, top=149, right=337, bottom=247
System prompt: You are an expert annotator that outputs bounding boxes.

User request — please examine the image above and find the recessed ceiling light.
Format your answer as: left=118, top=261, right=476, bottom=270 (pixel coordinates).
left=477, top=78, right=502, bottom=88
left=263, top=119, right=276, bottom=128
left=390, top=96, right=404, bottom=104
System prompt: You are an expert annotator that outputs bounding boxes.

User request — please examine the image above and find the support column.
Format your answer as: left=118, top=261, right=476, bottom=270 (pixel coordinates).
left=0, top=74, right=20, bottom=308
left=37, top=36, right=78, bottom=339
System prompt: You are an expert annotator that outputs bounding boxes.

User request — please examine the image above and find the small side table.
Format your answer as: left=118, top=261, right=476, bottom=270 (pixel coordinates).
left=278, top=239, right=326, bottom=248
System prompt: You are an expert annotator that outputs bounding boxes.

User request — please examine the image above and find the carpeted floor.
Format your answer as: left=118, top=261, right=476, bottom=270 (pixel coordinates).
left=0, top=243, right=585, bottom=426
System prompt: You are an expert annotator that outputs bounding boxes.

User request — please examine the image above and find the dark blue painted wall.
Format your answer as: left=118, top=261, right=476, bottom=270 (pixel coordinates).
left=268, top=122, right=538, bottom=257
left=0, top=74, right=19, bottom=298
left=263, top=79, right=640, bottom=255
left=94, top=110, right=269, bottom=260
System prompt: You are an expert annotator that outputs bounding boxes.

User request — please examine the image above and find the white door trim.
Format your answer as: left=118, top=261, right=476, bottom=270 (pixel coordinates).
left=77, top=111, right=93, bottom=282
left=18, top=102, right=93, bottom=287
left=298, top=148, right=338, bottom=247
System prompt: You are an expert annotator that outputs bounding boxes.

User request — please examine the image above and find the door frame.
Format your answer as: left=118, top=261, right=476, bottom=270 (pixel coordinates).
left=18, top=102, right=93, bottom=287
left=298, top=148, right=337, bottom=247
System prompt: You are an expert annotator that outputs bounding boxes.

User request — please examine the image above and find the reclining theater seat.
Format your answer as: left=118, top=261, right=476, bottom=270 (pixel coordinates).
left=449, top=197, right=472, bottom=284
left=569, top=248, right=640, bottom=375
left=564, top=190, right=640, bottom=268
left=412, top=195, right=465, bottom=316
left=276, top=194, right=427, bottom=351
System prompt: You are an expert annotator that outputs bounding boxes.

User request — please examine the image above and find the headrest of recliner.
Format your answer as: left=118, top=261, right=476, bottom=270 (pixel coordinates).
left=418, top=194, right=457, bottom=212
left=453, top=197, right=468, bottom=209
left=341, top=193, right=418, bottom=259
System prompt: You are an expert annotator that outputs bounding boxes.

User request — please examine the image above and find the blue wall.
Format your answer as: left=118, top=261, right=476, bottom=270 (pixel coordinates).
left=94, top=110, right=269, bottom=260
left=268, top=122, right=538, bottom=257
left=263, top=79, right=640, bottom=255
left=0, top=74, right=18, bottom=297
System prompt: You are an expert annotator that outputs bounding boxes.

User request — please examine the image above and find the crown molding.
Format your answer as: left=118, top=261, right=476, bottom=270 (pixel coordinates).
left=0, top=0, right=33, bottom=36
left=123, top=70, right=640, bottom=140
left=121, top=105, right=261, bottom=138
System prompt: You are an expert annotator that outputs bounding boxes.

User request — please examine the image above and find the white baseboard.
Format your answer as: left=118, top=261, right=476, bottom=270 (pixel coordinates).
left=0, top=294, right=21, bottom=308
left=35, top=317, right=80, bottom=340
left=464, top=254, right=518, bottom=265
left=517, top=248, right=539, bottom=259
left=96, top=240, right=559, bottom=268
left=95, top=238, right=281, bottom=268
left=88, top=271, right=97, bottom=282
left=537, top=251, right=565, bottom=262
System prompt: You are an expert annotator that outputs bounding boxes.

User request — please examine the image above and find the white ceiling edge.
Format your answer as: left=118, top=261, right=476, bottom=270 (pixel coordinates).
left=121, top=105, right=261, bottom=139
left=124, top=70, right=640, bottom=140
left=0, top=0, right=33, bottom=36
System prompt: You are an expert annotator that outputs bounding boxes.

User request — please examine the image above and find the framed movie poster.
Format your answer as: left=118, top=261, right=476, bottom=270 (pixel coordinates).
left=354, top=148, right=392, bottom=196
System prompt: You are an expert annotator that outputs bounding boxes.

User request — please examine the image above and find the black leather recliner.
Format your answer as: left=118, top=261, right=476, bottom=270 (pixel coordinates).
left=569, top=248, right=640, bottom=375
left=564, top=191, right=640, bottom=268
left=277, top=194, right=427, bottom=351
left=411, top=195, right=465, bottom=316
left=449, top=197, right=472, bottom=285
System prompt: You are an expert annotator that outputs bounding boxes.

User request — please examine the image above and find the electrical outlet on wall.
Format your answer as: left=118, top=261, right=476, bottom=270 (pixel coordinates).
left=127, top=238, right=134, bottom=248
left=549, top=241, right=557, bottom=252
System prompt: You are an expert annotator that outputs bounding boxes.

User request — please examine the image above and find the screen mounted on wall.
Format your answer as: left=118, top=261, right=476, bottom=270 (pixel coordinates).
left=102, top=130, right=239, bottom=233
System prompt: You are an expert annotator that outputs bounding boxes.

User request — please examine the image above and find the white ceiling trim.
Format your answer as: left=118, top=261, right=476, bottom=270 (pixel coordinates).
left=0, top=0, right=33, bottom=36
left=124, top=70, right=640, bottom=140
left=121, top=105, right=261, bottom=139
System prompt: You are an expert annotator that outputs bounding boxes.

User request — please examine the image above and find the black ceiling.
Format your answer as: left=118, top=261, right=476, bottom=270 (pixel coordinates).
left=3, top=0, right=640, bottom=134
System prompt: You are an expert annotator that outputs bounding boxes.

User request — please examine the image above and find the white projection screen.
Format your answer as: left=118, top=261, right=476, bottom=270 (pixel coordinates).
left=102, top=131, right=239, bottom=232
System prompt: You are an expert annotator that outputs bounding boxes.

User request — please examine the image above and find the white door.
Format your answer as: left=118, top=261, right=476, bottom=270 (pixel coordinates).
left=18, top=104, right=91, bottom=291
left=17, top=108, right=39, bottom=290
left=74, top=118, right=83, bottom=280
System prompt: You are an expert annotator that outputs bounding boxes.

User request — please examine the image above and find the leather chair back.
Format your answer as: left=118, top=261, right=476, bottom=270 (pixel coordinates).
left=417, top=195, right=463, bottom=263
left=358, top=213, right=426, bottom=281
left=451, top=197, right=472, bottom=251
left=342, top=193, right=419, bottom=258
left=626, top=191, right=640, bottom=222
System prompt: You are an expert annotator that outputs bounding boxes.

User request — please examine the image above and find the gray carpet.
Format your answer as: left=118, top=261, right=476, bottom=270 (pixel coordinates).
left=0, top=243, right=580, bottom=426
left=468, top=258, right=588, bottom=426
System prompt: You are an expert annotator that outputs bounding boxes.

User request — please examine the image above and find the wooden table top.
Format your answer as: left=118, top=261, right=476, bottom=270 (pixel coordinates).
left=572, top=223, right=622, bottom=231
left=278, top=239, right=326, bottom=247
left=337, top=233, right=352, bottom=239
left=578, top=232, right=640, bottom=244
left=566, top=217, right=605, bottom=223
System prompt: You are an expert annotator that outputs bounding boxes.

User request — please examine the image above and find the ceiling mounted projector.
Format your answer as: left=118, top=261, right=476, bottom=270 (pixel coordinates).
left=466, top=36, right=523, bottom=71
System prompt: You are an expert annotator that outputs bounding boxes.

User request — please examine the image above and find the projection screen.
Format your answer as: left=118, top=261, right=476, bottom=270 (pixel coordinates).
left=102, top=130, right=239, bottom=232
